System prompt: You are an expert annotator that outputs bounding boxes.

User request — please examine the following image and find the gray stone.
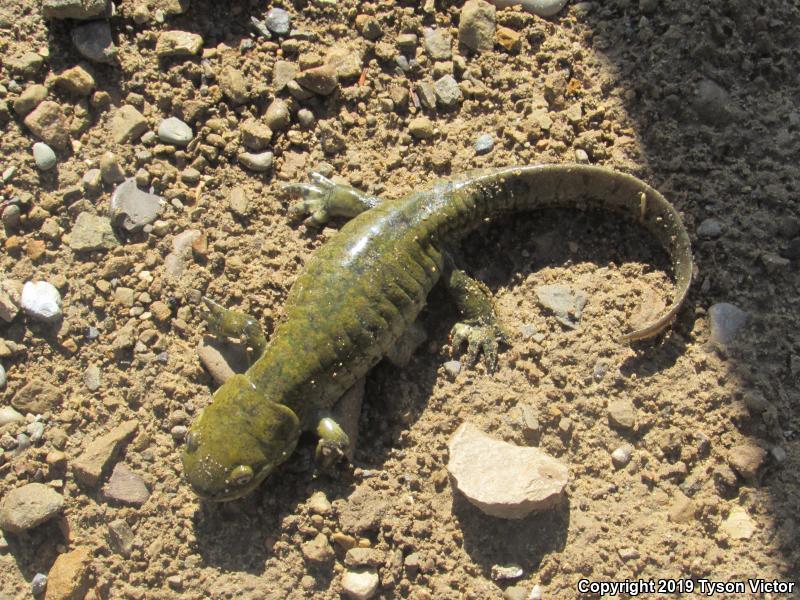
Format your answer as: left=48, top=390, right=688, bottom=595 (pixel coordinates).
left=433, top=74, right=463, bottom=109
left=536, top=284, right=587, bottom=328
left=156, top=30, right=203, bottom=58
left=611, top=444, right=633, bottom=468
left=42, top=0, right=107, bottom=20
left=107, top=519, right=134, bottom=557
left=489, top=0, right=569, bottom=17
left=0, top=364, right=5, bottom=390
left=447, top=422, right=569, bottom=518
left=67, top=212, right=118, bottom=251
left=474, top=133, right=494, bottom=154
left=73, top=419, right=139, bottom=487
left=459, top=0, right=496, bottom=53
left=109, top=105, right=148, bottom=143
left=33, top=143, right=57, bottom=171
left=21, top=281, right=62, bottom=323
left=12, top=381, right=61, bottom=415
left=443, top=360, right=462, bottom=379
left=157, top=117, right=193, bottom=146
left=697, top=218, right=723, bottom=239
left=423, top=28, right=452, bottom=60
left=0, top=483, right=64, bottom=533
left=341, top=569, right=379, bottom=600
left=708, top=302, right=748, bottom=344
left=238, top=151, right=274, bottom=172
left=693, top=79, right=734, bottom=125
left=102, top=463, right=150, bottom=506
left=31, top=573, right=47, bottom=596
left=23, top=101, right=70, bottom=151
left=265, top=7, right=291, bottom=35
left=72, top=19, right=117, bottom=63
left=415, top=82, right=437, bottom=110
left=297, top=108, right=315, bottom=129
left=109, top=179, right=165, bottom=232
left=2, top=205, right=21, bottom=230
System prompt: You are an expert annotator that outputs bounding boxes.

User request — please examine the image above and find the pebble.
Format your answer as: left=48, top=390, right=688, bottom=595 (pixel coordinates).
left=156, top=30, right=203, bottom=58
left=0, top=406, right=23, bottom=426
left=42, top=0, right=106, bottom=19
left=99, top=151, right=125, bottom=184
left=474, top=133, right=494, bottom=154
left=241, top=119, right=272, bottom=151
left=33, top=142, right=57, bottom=171
left=109, top=179, right=165, bottom=232
left=607, top=399, right=636, bottom=430
left=265, top=7, right=291, bottom=35
left=459, top=0, right=496, bottom=53
left=308, top=491, right=332, bottom=516
left=408, top=116, right=434, bottom=140
left=84, top=364, right=101, bottom=391
left=575, top=148, right=590, bottom=163
left=0, top=482, right=64, bottom=533
left=535, top=284, right=587, bottom=329
left=668, top=491, right=697, bottom=523
left=107, top=518, right=135, bottom=557
left=72, top=19, right=117, bottom=63
left=21, top=281, right=62, bottom=323
left=433, top=74, right=463, bottom=109
left=611, top=444, right=633, bottom=468
left=720, top=506, right=755, bottom=540
left=447, top=422, right=569, bottom=518
left=73, top=419, right=139, bottom=487
left=2, top=204, right=21, bottom=229
left=0, top=280, right=22, bottom=323
left=43, top=547, right=93, bottom=600
left=228, top=186, right=249, bottom=217
left=238, top=151, right=274, bottom=172
left=341, top=569, right=379, bottom=600
left=197, top=342, right=236, bottom=386
left=103, top=463, right=150, bottom=506
left=491, top=564, right=524, bottom=581
left=67, top=212, right=119, bottom=251
left=219, top=66, right=250, bottom=105
left=297, top=108, right=316, bottom=128
left=502, top=586, right=528, bottom=600
left=301, top=532, right=335, bottom=565
left=109, top=104, right=148, bottom=143
left=12, top=380, right=60, bottom=414
left=443, top=360, right=462, bottom=379
left=264, top=98, right=291, bottom=131
left=727, top=443, right=767, bottom=479
left=423, top=28, right=452, bottom=60
left=355, top=15, right=382, bottom=40
left=708, top=302, right=748, bottom=344
left=12, top=84, right=47, bottom=117
left=531, top=585, right=543, bottom=600
left=697, top=218, right=723, bottom=238
left=295, top=64, right=339, bottom=95
left=693, top=79, right=733, bottom=125
left=24, top=101, right=71, bottom=151
left=31, top=572, right=47, bottom=596
left=0, top=364, right=5, bottom=390
left=157, top=116, right=193, bottom=146
left=53, top=64, right=96, bottom=96
left=496, top=26, right=522, bottom=53
left=618, top=547, right=640, bottom=561
left=27, top=421, right=45, bottom=443
left=488, top=0, right=569, bottom=17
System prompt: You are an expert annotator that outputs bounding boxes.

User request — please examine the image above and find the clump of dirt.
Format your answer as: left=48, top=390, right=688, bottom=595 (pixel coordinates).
left=0, top=0, right=798, bottom=598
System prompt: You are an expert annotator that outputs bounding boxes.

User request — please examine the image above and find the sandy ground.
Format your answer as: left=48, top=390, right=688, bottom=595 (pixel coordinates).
left=1, top=0, right=798, bottom=598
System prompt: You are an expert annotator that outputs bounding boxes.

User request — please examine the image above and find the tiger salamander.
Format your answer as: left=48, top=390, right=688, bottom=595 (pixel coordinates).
left=182, top=165, right=692, bottom=501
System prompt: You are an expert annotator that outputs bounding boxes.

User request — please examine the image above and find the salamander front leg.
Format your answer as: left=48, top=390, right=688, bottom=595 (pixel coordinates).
left=283, top=172, right=382, bottom=226
left=315, top=415, right=350, bottom=470
left=201, top=297, right=268, bottom=366
left=444, top=261, right=507, bottom=372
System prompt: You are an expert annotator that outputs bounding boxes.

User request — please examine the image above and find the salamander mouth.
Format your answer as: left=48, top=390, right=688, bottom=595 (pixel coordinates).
left=187, top=462, right=273, bottom=502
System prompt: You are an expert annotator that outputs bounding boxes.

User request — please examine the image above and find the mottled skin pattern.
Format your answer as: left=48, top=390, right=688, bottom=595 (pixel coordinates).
left=182, top=165, right=693, bottom=501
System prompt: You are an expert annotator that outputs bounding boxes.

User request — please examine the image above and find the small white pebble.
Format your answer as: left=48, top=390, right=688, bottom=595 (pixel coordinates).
left=21, top=281, right=62, bottom=323
left=611, top=444, right=633, bottom=468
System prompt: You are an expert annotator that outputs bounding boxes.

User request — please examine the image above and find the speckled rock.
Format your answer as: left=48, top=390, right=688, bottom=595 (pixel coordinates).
left=67, top=212, right=119, bottom=251
left=265, top=7, right=291, bottom=35
left=447, top=423, right=569, bottom=518
left=0, top=483, right=64, bottom=533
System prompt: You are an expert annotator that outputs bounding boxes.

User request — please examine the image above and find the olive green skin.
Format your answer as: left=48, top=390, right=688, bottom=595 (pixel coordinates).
left=182, top=165, right=692, bottom=500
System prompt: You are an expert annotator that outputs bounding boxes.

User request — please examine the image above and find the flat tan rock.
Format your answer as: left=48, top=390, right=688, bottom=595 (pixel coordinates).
left=0, top=483, right=64, bottom=533
left=447, top=422, right=569, bottom=519
left=44, top=547, right=93, bottom=600
left=73, top=420, right=139, bottom=487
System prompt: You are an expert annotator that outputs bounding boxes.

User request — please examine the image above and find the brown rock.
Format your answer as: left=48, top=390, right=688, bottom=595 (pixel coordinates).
left=156, top=30, right=203, bottom=58
left=42, top=0, right=107, bottom=20
left=0, top=279, right=22, bottom=322
left=13, top=84, right=48, bottom=117
left=301, top=533, right=335, bottom=565
left=109, top=105, right=148, bottom=143
left=295, top=64, right=339, bottom=95
left=447, top=422, right=569, bottom=518
left=219, top=66, right=250, bottom=105
left=0, top=483, right=64, bottom=534
left=44, top=547, right=93, bottom=600
left=102, top=464, right=150, bottom=506
left=728, top=443, right=767, bottom=480
left=344, top=547, right=385, bottom=568
left=12, top=380, right=61, bottom=414
left=668, top=491, right=697, bottom=523
left=607, top=399, right=636, bottom=430
left=52, top=65, right=95, bottom=96
left=73, top=420, right=139, bottom=486
left=459, top=0, right=496, bottom=53
left=496, top=26, right=521, bottom=53
left=24, top=101, right=71, bottom=151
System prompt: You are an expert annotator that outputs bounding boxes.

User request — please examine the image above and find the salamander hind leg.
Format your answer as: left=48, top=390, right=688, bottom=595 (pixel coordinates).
left=283, top=172, right=382, bottom=226
left=201, top=297, right=268, bottom=365
left=444, top=260, right=507, bottom=372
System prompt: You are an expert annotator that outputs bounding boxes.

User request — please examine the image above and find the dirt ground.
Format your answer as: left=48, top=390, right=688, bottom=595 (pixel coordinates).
left=1, top=0, right=799, bottom=598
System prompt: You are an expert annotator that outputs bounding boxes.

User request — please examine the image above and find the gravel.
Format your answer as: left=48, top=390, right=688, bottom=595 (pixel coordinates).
left=20, top=281, right=62, bottom=323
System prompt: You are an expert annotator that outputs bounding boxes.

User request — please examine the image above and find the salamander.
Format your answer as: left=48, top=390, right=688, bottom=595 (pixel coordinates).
left=182, top=164, right=693, bottom=501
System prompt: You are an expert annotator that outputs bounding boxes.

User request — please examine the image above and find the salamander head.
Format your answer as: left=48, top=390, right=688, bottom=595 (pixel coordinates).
left=182, top=374, right=301, bottom=501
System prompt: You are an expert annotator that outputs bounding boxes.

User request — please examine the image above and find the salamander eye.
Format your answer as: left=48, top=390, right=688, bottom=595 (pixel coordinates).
left=185, top=431, right=200, bottom=453
left=230, top=465, right=254, bottom=486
